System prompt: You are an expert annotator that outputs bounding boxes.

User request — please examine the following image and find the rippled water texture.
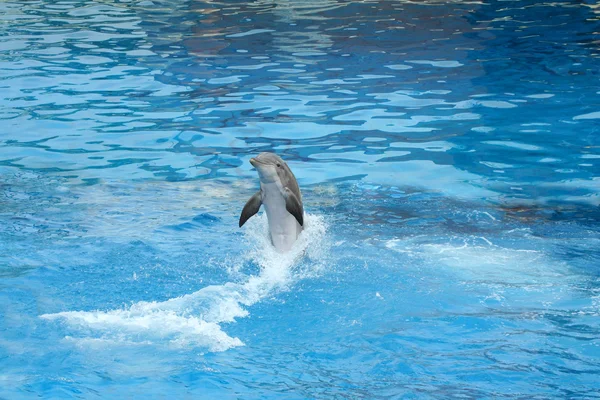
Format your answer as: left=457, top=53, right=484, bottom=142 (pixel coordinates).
left=1, top=0, right=599, bottom=398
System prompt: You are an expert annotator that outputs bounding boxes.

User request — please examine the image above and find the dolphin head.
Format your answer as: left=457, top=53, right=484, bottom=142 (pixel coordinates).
left=249, top=152, right=286, bottom=184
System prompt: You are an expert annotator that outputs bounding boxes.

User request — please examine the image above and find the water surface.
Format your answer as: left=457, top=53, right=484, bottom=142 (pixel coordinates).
left=1, top=0, right=599, bottom=398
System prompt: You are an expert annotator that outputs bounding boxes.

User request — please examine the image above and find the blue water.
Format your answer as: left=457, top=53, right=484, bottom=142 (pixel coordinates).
left=1, top=0, right=600, bottom=397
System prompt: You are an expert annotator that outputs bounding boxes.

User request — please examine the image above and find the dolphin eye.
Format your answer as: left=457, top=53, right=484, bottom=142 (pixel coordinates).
left=276, top=163, right=281, bottom=168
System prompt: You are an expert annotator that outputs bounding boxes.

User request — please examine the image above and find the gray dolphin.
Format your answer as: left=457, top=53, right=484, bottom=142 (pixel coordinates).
left=239, top=152, right=304, bottom=252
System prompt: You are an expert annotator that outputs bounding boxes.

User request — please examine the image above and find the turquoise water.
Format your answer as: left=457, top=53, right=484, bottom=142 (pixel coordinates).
left=1, top=0, right=600, bottom=398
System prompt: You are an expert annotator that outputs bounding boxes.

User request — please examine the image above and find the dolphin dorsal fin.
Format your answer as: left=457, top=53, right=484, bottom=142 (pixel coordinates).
left=239, top=191, right=262, bottom=227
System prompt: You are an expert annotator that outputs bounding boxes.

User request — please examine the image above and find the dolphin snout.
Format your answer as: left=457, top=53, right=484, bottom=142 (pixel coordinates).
left=249, top=158, right=258, bottom=167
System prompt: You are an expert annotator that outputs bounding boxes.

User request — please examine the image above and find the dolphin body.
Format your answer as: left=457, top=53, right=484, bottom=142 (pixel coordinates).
left=239, top=152, right=304, bottom=252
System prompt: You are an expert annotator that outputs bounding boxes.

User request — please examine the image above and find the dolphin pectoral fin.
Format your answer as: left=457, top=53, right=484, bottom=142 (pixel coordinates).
left=284, top=188, right=304, bottom=226
left=239, top=191, right=262, bottom=227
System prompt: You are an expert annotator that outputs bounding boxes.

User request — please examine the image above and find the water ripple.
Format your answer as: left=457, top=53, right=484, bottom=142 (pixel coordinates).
left=1, top=0, right=600, bottom=398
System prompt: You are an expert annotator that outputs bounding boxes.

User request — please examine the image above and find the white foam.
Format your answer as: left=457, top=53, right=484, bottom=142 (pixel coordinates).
left=41, top=214, right=328, bottom=352
left=385, top=236, right=567, bottom=285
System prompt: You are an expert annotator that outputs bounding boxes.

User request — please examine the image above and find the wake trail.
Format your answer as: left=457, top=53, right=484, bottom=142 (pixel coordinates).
left=41, top=214, right=328, bottom=352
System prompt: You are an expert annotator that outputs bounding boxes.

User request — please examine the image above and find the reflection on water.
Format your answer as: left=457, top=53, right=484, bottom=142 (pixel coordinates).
left=1, top=0, right=598, bottom=206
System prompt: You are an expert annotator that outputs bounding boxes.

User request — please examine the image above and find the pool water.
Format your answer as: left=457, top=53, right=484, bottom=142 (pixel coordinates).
left=1, top=0, right=600, bottom=398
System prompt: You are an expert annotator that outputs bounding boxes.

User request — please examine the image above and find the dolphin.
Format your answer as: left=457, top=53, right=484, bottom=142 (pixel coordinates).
left=239, top=152, right=304, bottom=252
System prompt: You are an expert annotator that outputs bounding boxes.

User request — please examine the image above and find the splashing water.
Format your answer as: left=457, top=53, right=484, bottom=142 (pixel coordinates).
left=41, top=214, right=328, bottom=352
